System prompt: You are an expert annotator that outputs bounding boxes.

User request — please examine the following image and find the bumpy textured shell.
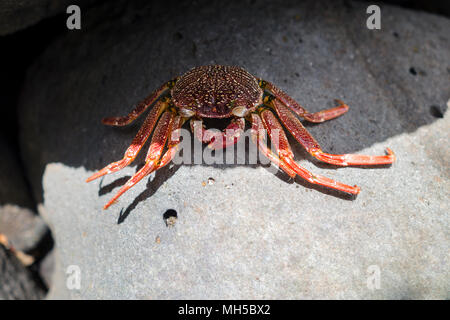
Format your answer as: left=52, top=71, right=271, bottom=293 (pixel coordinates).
left=171, top=65, right=263, bottom=118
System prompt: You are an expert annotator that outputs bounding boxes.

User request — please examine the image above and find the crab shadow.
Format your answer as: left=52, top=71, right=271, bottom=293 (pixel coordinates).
left=114, top=163, right=181, bottom=224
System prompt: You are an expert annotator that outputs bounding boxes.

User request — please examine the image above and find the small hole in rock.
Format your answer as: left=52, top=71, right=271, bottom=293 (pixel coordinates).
left=409, top=67, right=417, bottom=76
left=163, top=209, right=177, bottom=219
left=393, top=32, right=399, bottom=38
left=429, top=105, right=444, bottom=118
left=163, top=209, right=178, bottom=227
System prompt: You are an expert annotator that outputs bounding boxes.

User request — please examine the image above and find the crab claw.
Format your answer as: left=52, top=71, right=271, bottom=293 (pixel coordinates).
left=206, top=118, right=246, bottom=150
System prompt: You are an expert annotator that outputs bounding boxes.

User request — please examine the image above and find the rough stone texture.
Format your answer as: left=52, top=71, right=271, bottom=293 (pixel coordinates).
left=19, top=0, right=449, bottom=299
left=0, top=244, right=45, bottom=299
left=0, top=0, right=97, bottom=36
left=0, top=136, right=48, bottom=253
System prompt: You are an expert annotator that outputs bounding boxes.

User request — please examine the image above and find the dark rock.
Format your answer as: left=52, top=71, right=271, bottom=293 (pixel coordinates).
left=0, top=136, right=48, bottom=252
left=0, top=0, right=98, bottom=36
left=38, top=247, right=55, bottom=289
left=0, top=244, right=44, bottom=299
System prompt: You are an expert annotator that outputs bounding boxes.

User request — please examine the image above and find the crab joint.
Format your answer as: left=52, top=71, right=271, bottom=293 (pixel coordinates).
left=179, top=108, right=195, bottom=118
left=258, top=79, right=267, bottom=89
left=264, top=94, right=276, bottom=103
left=232, top=106, right=248, bottom=117
left=167, top=78, right=178, bottom=89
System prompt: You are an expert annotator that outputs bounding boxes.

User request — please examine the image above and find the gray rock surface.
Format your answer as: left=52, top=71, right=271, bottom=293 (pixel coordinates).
left=19, top=0, right=449, bottom=299
left=0, top=0, right=97, bottom=36
left=0, top=136, right=48, bottom=253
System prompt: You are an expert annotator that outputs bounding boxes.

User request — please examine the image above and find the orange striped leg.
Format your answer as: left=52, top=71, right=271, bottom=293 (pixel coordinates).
left=250, top=113, right=296, bottom=178
left=272, top=99, right=396, bottom=166
left=103, top=111, right=175, bottom=209
left=303, top=100, right=349, bottom=123
left=260, top=80, right=349, bottom=123
left=190, top=118, right=245, bottom=150
left=102, top=81, right=173, bottom=126
left=151, top=115, right=186, bottom=171
left=259, top=109, right=360, bottom=194
left=86, top=98, right=169, bottom=183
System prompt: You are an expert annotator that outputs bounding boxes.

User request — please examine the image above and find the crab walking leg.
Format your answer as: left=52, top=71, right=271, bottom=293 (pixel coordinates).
left=302, top=100, right=349, bottom=123
left=103, top=111, right=175, bottom=209
left=272, top=99, right=396, bottom=166
left=190, top=118, right=245, bottom=149
left=102, top=81, right=172, bottom=126
left=259, top=109, right=360, bottom=194
left=151, top=116, right=186, bottom=171
left=311, top=148, right=396, bottom=166
left=250, top=113, right=296, bottom=178
left=86, top=98, right=169, bottom=182
left=260, top=80, right=349, bottom=123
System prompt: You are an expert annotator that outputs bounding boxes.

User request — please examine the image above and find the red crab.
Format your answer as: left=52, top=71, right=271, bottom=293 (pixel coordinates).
left=87, top=65, right=395, bottom=209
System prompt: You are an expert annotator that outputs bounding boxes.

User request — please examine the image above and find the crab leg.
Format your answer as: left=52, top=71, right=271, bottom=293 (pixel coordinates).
left=103, top=111, right=175, bottom=209
left=86, top=98, right=169, bottom=182
left=259, top=109, right=360, bottom=194
left=272, top=99, right=396, bottom=166
left=152, top=115, right=186, bottom=170
left=102, top=81, right=172, bottom=126
left=260, top=80, right=349, bottom=123
left=250, top=113, right=296, bottom=178
left=190, top=118, right=245, bottom=150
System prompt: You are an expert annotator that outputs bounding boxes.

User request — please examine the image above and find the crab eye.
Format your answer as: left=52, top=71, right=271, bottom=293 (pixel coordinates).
left=179, top=108, right=195, bottom=118
left=232, top=106, right=248, bottom=117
